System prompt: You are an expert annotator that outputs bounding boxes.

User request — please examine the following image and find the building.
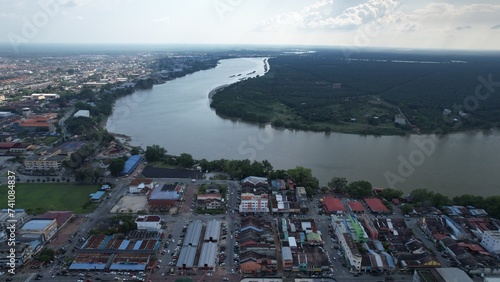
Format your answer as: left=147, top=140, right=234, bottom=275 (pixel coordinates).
left=73, top=110, right=90, bottom=118
left=0, top=242, right=33, bottom=268
left=129, top=178, right=154, bottom=194
left=413, top=268, right=473, bottom=282
left=20, top=219, right=58, bottom=241
left=241, top=176, right=268, bottom=187
left=34, top=211, right=74, bottom=229
left=203, top=219, right=221, bottom=242
left=24, top=142, right=84, bottom=171
left=90, top=191, right=105, bottom=201
left=121, top=155, right=142, bottom=176
left=24, top=154, right=66, bottom=170
left=0, top=142, right=27, bottom=155
left=196, top=194, right=223, bottom=210
left=147, top=183, right=183, bottom=210
left=13, top=117, right=56, bottom=133
left=0, top=209, right=29, bottom=231
left=135, top=215, right=162, bottom=231
left=282, top=246, right=293, bottom=270
left=198, top=242, right=217, bottom=270
left=394, top=114, right=407, bottom=125
left=239, top=193, right=269, bottom=213
left=29, top=93, right=60, bottom=100
left=481, top=230, right=500, bottom=255
left=364, top=198, right=390, bottom=213
left=322, top=196, right=345, bottom=214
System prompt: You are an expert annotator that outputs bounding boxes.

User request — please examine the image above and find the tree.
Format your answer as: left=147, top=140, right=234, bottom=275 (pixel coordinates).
left=178, top=153, right=195, bottom=168
left=379, top=188, right=403, bottom=201
left=38, top=248, right=55, bottom=263
left=145, top=144, right=166, bottom=162
left=346, top=180, right=373, bottom=198
left=109, top=158, right=125, bottom=177
left=130, top=147, right=141, bottom=155
left=400, top=203, right=414, bottom=214
left=328, top=177, right=348, bottom=194
left=287, top=166, right=319, bottom=197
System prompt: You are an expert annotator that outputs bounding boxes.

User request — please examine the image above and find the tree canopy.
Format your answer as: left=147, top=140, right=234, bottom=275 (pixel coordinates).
left=145, top=144, right=166, bottom=162
left=287, top=166, right=319, bottom=197
left=346, top=180, right=373, bottom=198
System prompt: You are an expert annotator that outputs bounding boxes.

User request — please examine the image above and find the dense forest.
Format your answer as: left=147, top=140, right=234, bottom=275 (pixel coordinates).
left=210, top=49, right=500, bottom=134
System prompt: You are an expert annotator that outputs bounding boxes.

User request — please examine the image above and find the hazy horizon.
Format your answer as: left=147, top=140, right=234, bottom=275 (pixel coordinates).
left=1, top=0, right=500, bottom=52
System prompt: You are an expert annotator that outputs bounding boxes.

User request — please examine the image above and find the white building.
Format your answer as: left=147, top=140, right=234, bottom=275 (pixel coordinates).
left=129, top=178, right=154, bottom=194
left=481, top=230, right=500, bottom=255
left=332, top=216, right=362, bottom=271
left=239, top=193, right=269, bottom=213
left=135, top=215, right=162, bottom=231
left=74, top=110, right=90, bottom=118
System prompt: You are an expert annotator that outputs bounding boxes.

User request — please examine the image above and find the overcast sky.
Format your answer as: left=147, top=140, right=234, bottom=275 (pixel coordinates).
left=1, top=0, right=500, bottom=50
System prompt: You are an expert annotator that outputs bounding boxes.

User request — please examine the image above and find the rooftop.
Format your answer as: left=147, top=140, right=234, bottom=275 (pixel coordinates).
left=20, top=219, right=54, bottom=230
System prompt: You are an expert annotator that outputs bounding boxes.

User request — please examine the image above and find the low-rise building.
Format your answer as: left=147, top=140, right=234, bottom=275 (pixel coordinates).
left=20, top=219, right=58, bottom=242
left=239, top=193, right=269, bottom=213
left=135, top=215, right=162, bottom=231
left=129, top=178, right=154, bottom=194
left=481, top=230, right=500, bottom=255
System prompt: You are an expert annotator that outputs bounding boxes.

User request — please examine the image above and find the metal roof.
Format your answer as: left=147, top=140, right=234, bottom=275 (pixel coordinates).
left=282, top=246, right=292, bottom=260
left=20, top=219, right=54, bottom=231
left=183, top=220, right=202, bottom=247
left=203, top=219, right=221, bottom=242
left=176, top=245, right=197, bottom=268
left=198, top=242, right=217, bottom=268
left=122, top=155, right=142, bottom=175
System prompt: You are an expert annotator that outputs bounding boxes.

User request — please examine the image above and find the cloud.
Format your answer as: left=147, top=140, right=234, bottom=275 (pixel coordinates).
left=254, top=0, right=398, bottom=31
left=151, top=17, right=170, bottom=24
left=71, top=15, right=85, bottom=20
left=456, top=25, right=471, bottom=30
left=492, top=24, right=500, bottom=29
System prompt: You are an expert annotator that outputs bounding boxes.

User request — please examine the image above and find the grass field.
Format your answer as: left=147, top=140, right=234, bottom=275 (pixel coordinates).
left=0, top=183, right=100, bottom=214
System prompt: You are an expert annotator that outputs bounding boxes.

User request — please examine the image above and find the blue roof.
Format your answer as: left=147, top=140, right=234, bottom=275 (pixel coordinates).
left=119, top=240, right=130, bottom=250
left=69, top=263, right=106, bottom=270
left=133, top=240, right=143, bottom=250
left=382, top=251, right=395, bottom=268
left=109, top=264, right=146, bottom=271
left=90, top=191, right=105, bottom=200
left=121, top=155, right=142, bottom=175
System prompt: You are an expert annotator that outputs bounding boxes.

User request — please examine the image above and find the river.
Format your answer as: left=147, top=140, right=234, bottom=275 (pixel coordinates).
left=106, top=57, right=500, bottom=197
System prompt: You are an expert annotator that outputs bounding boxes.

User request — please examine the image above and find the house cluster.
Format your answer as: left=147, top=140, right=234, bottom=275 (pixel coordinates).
left=0, top=209, right=74, bottom=268
left=331, top=212, right=442, bottom=274
left=277, top=217, right=330, bottom=274
left=269, top=179, right=309, bottom=215
left=236, top=216, right=278, bottom=275
left=419, top=209, right=500, bottom=274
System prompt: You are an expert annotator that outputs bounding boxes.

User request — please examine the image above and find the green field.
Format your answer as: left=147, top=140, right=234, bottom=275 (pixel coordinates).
left=0, top=183, right=100, bottom=214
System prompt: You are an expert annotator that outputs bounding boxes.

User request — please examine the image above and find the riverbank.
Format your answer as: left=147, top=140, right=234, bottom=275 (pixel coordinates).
left=208, top=84, right=230, bottom=99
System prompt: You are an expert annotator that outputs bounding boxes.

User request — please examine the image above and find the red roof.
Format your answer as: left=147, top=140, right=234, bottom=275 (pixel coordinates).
left=136, top=215, right=161, bottom=222
left=129, top=178, right=153, bottom=186
left=348, top=202, right=365, bottom=212
left=364, top=198, right=390, bottom=213
left=35, top=211, right=74, bottom=227
left=322, top=196, right=345, bottom=212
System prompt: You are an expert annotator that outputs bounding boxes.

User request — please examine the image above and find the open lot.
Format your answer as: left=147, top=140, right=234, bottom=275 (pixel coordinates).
left=110, top=194, right=148, bottom=213
left=0, top=183, right=99, bottom=214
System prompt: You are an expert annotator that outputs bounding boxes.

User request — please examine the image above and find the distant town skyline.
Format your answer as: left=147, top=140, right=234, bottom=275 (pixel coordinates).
left=1, top=0, right=500, bottom=51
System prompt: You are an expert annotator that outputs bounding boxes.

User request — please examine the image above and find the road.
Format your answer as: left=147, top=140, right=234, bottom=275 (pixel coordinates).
left=58, top=107, right=75, bottom=140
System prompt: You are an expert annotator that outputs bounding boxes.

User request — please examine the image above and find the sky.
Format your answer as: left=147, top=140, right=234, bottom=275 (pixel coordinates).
left=1, top=0, right=500, bottom=50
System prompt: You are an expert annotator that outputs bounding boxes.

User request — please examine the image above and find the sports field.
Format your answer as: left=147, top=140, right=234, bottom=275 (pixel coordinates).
left=0, top=183, right=99, bottom=214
